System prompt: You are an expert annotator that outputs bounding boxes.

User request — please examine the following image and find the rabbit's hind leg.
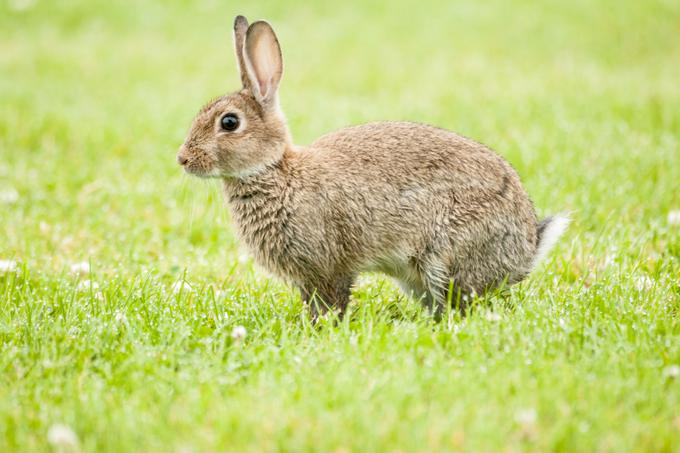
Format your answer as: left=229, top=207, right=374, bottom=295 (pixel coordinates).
left=418, top=255, right=474, bottom=316
left=392, top=260, right=452, bottom=317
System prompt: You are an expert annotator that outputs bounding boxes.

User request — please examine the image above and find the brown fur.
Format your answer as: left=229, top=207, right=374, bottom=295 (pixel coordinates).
left=177, top=16, right=567, bottom=318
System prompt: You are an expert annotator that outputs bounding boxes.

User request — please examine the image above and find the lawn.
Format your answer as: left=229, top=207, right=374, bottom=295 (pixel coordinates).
left=1, top=0, right=679, bottom=451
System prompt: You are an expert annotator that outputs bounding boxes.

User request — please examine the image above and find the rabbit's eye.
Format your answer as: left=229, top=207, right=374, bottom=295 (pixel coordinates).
left=220, top=113, right=240, bottom=131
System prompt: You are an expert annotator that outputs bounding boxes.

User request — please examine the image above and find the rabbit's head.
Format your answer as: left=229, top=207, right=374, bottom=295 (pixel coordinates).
left=178, top=16, right=289, bottom=179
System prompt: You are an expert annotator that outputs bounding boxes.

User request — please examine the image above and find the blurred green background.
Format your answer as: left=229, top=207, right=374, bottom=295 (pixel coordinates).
left=1, top=0, right=679, bottom=451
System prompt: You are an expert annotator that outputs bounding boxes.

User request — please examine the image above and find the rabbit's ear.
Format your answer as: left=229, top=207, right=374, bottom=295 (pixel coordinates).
left=243, top=20, right=283, bottom=106
left=233, top=15, right=250, bottom=89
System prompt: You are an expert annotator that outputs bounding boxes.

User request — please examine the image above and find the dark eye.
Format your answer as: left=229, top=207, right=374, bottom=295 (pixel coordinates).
left=220, top=113, right=240, bottom=131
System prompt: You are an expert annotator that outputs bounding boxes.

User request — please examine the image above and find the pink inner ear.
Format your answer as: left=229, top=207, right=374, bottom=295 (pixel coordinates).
left=246, top=26, right=280, bottom=100
left=258, top=76, right=269, bottom=98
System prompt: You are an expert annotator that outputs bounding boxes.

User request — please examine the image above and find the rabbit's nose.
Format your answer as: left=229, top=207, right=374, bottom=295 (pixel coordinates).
left=177, top=148, right=189, bottom=166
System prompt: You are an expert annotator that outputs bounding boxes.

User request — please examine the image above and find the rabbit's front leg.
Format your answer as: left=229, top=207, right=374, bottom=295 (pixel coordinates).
left=298, top=276, right=354, bottom=321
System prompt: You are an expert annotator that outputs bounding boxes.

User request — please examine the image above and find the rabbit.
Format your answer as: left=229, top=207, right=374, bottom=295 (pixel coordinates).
left=177, top=15, right=569, bottom=319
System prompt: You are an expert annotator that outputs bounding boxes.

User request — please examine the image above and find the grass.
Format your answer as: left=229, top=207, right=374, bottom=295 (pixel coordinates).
left=1, top=0, right=679, bottom=450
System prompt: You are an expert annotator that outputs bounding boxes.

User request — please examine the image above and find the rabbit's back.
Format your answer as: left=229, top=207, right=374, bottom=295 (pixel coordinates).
left=310, top=122, right=520, bottom=193
left=306, top=121, right=536, bottom=232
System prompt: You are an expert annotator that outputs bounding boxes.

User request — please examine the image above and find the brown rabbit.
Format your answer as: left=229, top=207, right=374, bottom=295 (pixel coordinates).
left=177, top=15, right=569, bottom=318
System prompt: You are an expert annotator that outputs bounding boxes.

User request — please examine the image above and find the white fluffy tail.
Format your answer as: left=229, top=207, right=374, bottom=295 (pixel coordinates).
left=531, top=214, right=570, bottom=269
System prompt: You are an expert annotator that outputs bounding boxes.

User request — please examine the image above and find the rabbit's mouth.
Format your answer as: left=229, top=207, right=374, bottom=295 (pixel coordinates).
left=182, top=163, right=222, bottom=179
left=177, top=147, right=222, bottom=178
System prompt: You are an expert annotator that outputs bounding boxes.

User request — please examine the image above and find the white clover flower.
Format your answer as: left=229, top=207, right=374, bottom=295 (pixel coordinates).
left=47, top=423, right=79, bottom=449
left=70, top=262, right=90, bottom=275
left=114, top=311, right=127, bottom=323
left=231, top=325, right=247, bottom=342
left=172, top=280, right=193, bottom=294
left=0, top=188, right=19, bottom=204
left=0, top=260, right=18, bottom=274
left=515, top=408, right=537, bottom=425
left=668, top=210, right=680, bottom=226
left=633, top=275, right=654, bottom=291
left=77, top=279, right=99, bottom=291
left=238, top=251, right=251, bottom=264
left=663, top=364, right=680, bottom=379
left=484, top=311, right=502, bottom=322
left=603, top=254, right=616, bottom=268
